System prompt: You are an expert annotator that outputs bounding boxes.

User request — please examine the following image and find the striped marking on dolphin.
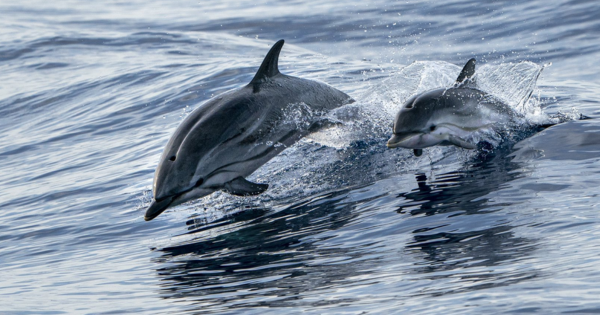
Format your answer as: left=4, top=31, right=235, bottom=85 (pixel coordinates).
left=145, top=40, right=354, bottom=221
left=387, top=58, right=517, bottom=157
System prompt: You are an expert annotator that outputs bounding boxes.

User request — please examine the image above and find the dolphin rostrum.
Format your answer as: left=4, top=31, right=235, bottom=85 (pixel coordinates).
left=145, top=40, right=354, bottom=221
left=386, top=58, right=516, bottom=157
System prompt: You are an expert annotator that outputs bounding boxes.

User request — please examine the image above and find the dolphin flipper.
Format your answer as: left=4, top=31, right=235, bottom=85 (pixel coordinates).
left=222, top=177, right=269, bottom=196
left=456, top=58, right=476, bottom=84
left=447, top=135, right=477, bottom=150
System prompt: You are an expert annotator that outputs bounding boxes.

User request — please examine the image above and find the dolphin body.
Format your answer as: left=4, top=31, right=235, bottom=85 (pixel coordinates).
left=145, top=40, right=354, bottom=221
left=386, top=59, right=516, bottom=157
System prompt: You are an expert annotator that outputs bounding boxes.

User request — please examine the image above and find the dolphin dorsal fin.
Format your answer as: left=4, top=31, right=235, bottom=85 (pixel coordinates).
left=250, top=40, right=284, bottom=88
left=456, top=58, right=476, bottom=84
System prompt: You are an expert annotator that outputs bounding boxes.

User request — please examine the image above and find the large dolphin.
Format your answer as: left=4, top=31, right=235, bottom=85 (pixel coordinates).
left=387, top=59, right=517, bottom=157
left=145, top=40, right=354, bottom=221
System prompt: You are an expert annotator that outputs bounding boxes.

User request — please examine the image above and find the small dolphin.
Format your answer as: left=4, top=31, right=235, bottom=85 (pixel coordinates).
left=387, top=59, right=515, bottom=157
left=145, top=40, right=354, bottom=221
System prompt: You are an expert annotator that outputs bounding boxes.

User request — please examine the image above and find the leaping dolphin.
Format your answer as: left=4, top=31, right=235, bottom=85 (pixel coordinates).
left=386, top=59, right=516, bottom=157
left=145, top=40, right=354, bottom=221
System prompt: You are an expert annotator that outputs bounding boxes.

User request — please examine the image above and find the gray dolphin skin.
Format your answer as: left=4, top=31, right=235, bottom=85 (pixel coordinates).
left=387, top=58, right=515, bottom=157
left=145, top=40, right=354, bottom=221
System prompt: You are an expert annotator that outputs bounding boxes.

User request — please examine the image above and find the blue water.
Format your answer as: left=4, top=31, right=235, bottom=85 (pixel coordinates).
left=2, top=0, right=600, bottom=313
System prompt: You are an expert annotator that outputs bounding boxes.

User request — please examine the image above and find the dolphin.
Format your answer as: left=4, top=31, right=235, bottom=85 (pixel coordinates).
left=386, top=58, right=516, bottom=157
left=145, top=40, right=354, bottom=221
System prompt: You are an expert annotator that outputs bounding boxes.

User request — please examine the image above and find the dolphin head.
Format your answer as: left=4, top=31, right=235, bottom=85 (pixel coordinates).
left=153, top=148, right=197, bottom=201
left=145, top=141, right=214, bottom=221
left=387, top=91, right=445, bottom=150
left=387, top=87, right=484, bottom=154
left=144, top=95, right=237, bottom=221
left=145, top=89, right=263, bottom=221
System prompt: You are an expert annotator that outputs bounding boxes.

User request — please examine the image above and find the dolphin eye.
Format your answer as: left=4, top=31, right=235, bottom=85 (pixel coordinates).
left=430, top=125, right=436, bottom=131
left=405, top=103, right=413, bottom=109
left=169, top=156, right=176, bottom=161
left=195, top=178, right=204, bottom=187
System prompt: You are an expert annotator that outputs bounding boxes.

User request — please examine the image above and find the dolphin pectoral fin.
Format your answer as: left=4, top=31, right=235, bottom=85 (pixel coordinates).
left=145, top=196, right=174, bottom=221
left=222, top=177, right=269, bottom=196
left=447, top=135, right=477, bottom=150
left=413, top=149, right=423, bottom=157
left=456, top=58, right=476, bottom=84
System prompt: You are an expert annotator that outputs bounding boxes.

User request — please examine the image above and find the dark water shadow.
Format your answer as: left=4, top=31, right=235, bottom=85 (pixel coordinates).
left=152, top=188, right=385, bottom=310
left=396, top=142, right=541, bottom=296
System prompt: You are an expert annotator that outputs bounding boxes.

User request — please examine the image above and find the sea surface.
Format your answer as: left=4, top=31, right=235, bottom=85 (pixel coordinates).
left=2, top=0, right=600, bottom=314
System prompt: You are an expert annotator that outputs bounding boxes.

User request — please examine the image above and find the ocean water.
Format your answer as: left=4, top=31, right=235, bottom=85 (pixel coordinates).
left=2, top=0, right=600, bottom=314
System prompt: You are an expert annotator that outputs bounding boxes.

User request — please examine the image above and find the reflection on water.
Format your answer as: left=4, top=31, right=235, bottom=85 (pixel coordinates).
left=151, top=144, right=542, bottom=311
left=154, top=189, right=383, bottom=310
left=400, top=145, right=539, bottom=296
left=398, top=147, right=525, bottom=217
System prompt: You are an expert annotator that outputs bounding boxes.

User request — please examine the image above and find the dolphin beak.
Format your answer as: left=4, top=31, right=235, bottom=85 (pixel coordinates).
left=144, top=196, right=175, bottom=221
left=387, top=133, right=415, bottom=148
left=386, top=134, right=401, bottom=148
